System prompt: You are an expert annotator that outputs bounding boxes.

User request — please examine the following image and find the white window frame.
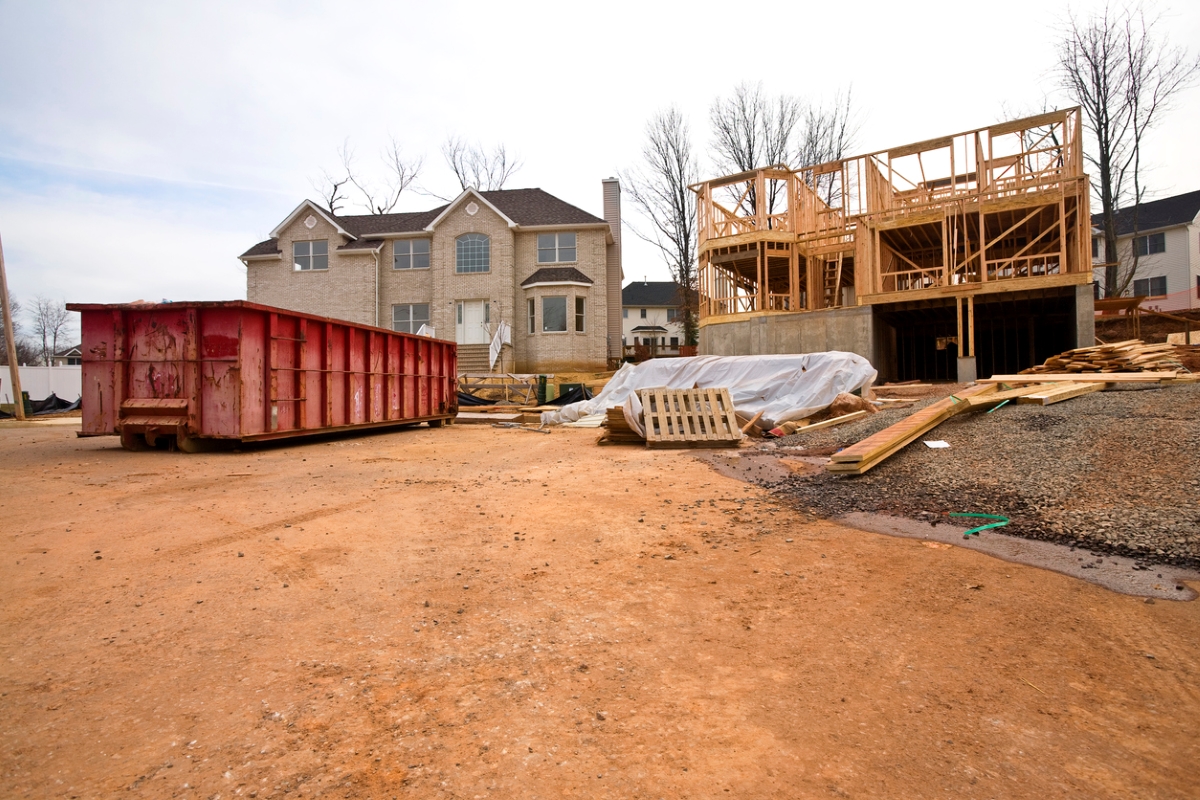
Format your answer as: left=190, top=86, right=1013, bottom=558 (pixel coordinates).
left=393, top=239, right=430, bottom=270
left=1133, top=232, right=1166, bottom=257
left=293, top=240, right=328, bottom=271
left=456, top=234, right=490, bottom=273
left=1133, top=276, right=1167, bottom=297
left=537, top=232, right=577, bottom=264
left=392, top=303, right=430, bottom=334
left=542, top=296, right=568, bottom=333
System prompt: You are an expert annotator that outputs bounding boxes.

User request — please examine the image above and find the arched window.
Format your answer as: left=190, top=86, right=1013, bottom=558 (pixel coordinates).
left=456, top=234, right=490, bottom=273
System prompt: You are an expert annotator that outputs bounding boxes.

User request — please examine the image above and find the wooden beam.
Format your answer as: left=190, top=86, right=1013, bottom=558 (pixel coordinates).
left=1015, top=382, right=1106, bottom=405
left=979, top=372, right=1176, bottom=383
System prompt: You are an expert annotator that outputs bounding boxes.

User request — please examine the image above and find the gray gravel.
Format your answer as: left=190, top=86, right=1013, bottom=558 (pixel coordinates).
left=764, top=383, right=1200, bottom=568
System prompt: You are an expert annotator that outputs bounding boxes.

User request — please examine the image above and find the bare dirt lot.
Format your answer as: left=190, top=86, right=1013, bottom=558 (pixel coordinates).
left=3, top=420, right=1199, bottom=799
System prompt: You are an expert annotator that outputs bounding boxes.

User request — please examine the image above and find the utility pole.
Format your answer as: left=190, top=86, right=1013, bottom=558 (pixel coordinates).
left=0, top=230, right=26, bottom=419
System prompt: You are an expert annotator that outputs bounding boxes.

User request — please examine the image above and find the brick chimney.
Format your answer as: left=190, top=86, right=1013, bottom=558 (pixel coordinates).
left=603, top=178, right=623, bottom=365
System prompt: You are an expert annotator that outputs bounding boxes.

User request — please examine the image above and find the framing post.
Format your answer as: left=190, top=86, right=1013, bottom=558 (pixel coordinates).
left=0, top=230, right=26, bottom=419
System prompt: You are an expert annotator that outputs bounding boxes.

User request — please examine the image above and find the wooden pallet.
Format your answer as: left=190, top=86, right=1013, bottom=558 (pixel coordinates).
left=639, top=388, right=743, bottom=449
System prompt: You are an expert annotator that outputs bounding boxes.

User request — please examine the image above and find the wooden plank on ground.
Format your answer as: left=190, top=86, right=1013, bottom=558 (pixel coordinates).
left=789, top=410, right=869, bottom=433
left=981, top=372, right=1176, bottom=383
left=829, top=384, right=997, bottom=467
left=961, top=383, right=1057, bottom=408
left=456, top=412, right=522, bottom=424
left=1015, top=382, right=1106, bottom=405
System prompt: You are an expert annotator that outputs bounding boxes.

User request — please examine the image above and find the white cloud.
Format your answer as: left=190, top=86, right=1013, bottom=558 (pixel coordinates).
left=0, top=0, right=1197, bottom=301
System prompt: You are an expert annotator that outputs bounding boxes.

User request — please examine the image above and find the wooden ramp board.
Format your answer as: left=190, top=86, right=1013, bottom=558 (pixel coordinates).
left=981, top=372, right=1176, bottom=383
left=827, top=384, right=998, bottom=475
left=639, top=388, right=743, bottom=449
left=1015, top=382, right=1106, bottom=405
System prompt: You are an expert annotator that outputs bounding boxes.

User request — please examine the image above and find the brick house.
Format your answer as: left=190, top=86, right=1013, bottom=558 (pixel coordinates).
left=239, top=181, right=624, bottom=372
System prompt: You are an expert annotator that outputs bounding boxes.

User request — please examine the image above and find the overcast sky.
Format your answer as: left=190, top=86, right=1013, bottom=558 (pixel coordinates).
left=1, top=0, right=1198, bottom=316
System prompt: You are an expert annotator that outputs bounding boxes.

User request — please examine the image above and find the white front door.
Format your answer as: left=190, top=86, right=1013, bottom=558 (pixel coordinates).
left=456, top=300, right=490, bottom=345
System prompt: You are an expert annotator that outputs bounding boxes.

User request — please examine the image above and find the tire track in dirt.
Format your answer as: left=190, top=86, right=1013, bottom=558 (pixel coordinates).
left=162, top=500, right=372, bottom=559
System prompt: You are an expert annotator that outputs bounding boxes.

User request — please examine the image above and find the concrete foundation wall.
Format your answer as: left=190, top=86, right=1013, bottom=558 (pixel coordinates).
left=1074, top=283, right=1096, bottom=348
left=699, top=305, right=876, bottom=361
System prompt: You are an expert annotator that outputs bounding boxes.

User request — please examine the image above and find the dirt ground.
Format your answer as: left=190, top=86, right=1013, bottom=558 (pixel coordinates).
left=2, top=419, right=1199, bottom=799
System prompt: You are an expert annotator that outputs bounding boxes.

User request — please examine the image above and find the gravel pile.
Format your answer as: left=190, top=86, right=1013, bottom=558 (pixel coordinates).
left=767, top=383, right=1200, bottom=567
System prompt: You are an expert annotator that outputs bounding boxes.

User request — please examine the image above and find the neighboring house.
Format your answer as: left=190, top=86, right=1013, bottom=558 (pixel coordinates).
left=51, top=345, right=82, bottom=366
left=239, top=181, right=624, bottom=373
left=1092, top=189, right=1200, bottom=311
left=622, top=281, right=686, bottom=356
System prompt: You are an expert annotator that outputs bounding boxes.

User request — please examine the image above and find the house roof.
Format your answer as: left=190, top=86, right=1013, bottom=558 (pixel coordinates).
left=336, top=239, right=385, bottom=252
left=54, top=345, right=81, bottom=357
left=242, top=189, right=608, bottom=260
left=520, top=267, right=594, bottom=287
left=240, top=238, right=282, bottom=258
left=1092, top=189, right=1200, bottom=236
left=623, top=281, right=682, bottom=307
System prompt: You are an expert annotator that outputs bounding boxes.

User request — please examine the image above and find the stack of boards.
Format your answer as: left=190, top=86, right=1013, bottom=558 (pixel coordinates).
left=1021, top=339, right=1180, bottom=374
left=599, top=387, right=744, bottom=449
left=828, top=368, right=1189, bottom=476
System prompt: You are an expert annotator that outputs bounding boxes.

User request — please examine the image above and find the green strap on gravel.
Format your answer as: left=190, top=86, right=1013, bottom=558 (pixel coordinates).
left=949, top=512, right=1011, bottom=538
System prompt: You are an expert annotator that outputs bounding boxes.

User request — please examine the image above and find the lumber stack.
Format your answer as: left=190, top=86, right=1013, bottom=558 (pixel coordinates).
left=1020, top=339, right=1179, bottom=374
left=599, top=407, right=644, bottom=445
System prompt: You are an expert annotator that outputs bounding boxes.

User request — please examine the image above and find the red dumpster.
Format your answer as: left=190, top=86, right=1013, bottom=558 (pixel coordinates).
left=66, top=301, right=457, bottom=451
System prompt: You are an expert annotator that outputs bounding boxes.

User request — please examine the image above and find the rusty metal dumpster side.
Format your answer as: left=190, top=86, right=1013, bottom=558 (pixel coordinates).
left=67, top=301, right=457, bottom=448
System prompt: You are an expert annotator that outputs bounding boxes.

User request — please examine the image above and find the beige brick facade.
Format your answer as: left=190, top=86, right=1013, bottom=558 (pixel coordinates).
left=246, top=213, right=379, bottom=326
left=243, top=188, right=618, bottom=373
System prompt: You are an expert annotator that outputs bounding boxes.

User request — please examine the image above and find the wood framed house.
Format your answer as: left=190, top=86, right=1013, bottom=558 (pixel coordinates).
left=691, top=108, right=1096, bottom=382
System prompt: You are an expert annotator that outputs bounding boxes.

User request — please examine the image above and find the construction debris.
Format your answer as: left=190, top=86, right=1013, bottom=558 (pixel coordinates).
left=543, top=353, right=877, bottom=428
left=769, top=411, right=869, bottom=437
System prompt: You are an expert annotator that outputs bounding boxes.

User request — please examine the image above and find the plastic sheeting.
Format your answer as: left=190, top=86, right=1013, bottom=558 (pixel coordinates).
left=541, top=353, right=877, bottom=429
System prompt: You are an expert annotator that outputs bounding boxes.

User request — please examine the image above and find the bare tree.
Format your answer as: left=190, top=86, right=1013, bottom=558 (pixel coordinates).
left=312, top=137, right=423, bottom=215
left=0, top=293, right=39, bottom=366
left=795, top=88, right=858, bottom=206
left=1056, top=3, right=1198, bottom=296
left=29, top=295, right=74, bottom=366
left=709, top=82, right=859, bottom=216
left=441, top=137, right=522, bottom=193
left=709, top=82, right=801, bottom=216
left=311, top=139, right=353, bottom=214
left=621, top=107, right=700, bottom=345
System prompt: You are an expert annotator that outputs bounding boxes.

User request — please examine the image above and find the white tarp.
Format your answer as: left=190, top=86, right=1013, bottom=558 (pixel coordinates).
left=542, top=353, right=877, bottom=428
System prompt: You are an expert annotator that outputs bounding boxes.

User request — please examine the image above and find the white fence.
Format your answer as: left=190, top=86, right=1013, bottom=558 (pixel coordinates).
left=0, top=366, right=82, bottom=404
